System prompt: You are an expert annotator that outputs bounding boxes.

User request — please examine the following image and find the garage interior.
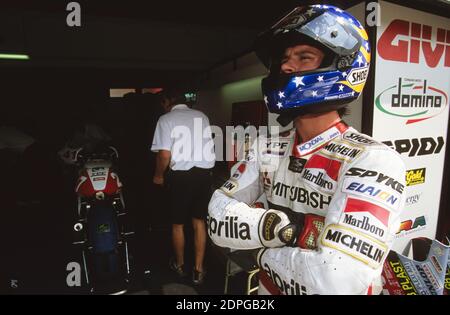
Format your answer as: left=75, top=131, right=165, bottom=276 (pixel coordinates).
left=1, top=0, right=449, bottom=294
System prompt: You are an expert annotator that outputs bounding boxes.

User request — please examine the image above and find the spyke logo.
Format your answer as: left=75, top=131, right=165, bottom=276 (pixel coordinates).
left=376, top=78, right=448, bottom=124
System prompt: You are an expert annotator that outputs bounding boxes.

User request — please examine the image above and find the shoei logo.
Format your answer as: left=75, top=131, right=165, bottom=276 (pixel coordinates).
left=375, top=78, right=448, bottom=124
left=396, top=215, right=427, bottom=236
left=377, top=19, right=450, bottom=68
left=406, top=168, right=426, bottom=186
left=347, top=66, right=369, bottom=86
left=383, top=136, right=445, bottom=157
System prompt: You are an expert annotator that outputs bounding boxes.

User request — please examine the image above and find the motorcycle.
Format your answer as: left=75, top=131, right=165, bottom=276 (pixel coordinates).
left=68, top=144, right=134, bottom=294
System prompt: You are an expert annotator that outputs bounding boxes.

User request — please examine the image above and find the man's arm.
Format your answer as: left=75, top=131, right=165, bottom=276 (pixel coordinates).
left=154, top=150, right=171, bottom=185
left=208, top=136, right=295, bottom=250
left=151, top=116, right=172, bottom=185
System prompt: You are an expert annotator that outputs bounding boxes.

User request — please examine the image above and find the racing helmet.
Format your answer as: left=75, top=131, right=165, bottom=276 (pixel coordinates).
left=255, top=5, right=371, bottom=125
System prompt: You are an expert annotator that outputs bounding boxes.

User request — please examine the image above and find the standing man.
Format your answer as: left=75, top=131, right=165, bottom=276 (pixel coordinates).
left=208, top=5, right=406, bottom=294
left=151, top=87, right=215, bottom=285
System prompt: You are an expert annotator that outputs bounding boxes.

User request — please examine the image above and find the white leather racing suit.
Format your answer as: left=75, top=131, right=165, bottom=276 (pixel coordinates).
left=208, top=122, right=406, bottom=295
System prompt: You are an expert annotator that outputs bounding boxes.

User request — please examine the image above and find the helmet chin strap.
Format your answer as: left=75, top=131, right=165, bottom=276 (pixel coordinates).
left=276, top=113, right=295, bottom=127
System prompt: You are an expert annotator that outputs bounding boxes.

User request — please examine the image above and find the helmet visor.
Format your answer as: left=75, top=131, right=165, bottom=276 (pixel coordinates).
left=298, top=11, right=361, bottom=55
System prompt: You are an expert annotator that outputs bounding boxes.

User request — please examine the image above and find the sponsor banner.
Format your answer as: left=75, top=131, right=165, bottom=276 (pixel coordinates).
left=261, top=263, right=309, bottom=295
left=343, top=197, right=390, bottom=227
left=272, top=182, right=331, bottom=210
left=321, top=224, right=388, bottom=269
left=382, top=238, right=450, bottom=295
left=405, top=193, right=422, bottom=206
left=304, top=154, right=342, bottom=181
left=375, top=78, right=448, bottom=125
left=340, top=197, right=389, bottom=241
left=263, top=141, right=289, bottom=157
left=207, top=215, right=250, bottom=241
left=221, top=180, right=239, bottom=195
left=342, top=132, right=377, bottom=145
left=301, top=155, right=341, bottom=193
left=396, top=215, right=427, bottom=238
left=342, top=178, right=401, bottom=210
left=383, top=137, right=444, bottom=157
left=345, top=167, right=405, bottom=194
left=445, top=239, right=450, bottom=295
left=374, top=1, right=450, bottom=252
left=231, top=162, right=247, bottom=180
left=321, top=140, right=364, bottom=162
left=406, top=168, right=426, bottom=186
left=296, top=126, right=341, bottom=156
left=288, top=156, right=307, bottom=174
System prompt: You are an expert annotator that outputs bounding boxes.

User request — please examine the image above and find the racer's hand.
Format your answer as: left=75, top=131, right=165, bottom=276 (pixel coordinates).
left=259, top=210, right=301, bottom=247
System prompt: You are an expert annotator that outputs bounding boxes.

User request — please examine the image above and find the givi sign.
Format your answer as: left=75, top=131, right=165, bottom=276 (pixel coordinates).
left=377, top=19, right=450, bottom=68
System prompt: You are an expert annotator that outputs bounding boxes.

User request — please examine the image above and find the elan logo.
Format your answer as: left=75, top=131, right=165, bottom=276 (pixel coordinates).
left=375, top=78, right=448, bottom=124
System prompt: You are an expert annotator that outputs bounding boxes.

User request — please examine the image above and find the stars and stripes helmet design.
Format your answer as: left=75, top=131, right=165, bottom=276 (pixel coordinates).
left=255, top=5, right=371, bottom=123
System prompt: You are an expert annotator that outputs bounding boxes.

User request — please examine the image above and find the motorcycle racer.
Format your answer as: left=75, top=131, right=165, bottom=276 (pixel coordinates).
left=208, top=5, right=406, bottom=295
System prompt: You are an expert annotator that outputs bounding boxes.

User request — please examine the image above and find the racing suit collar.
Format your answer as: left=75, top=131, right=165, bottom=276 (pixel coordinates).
left=292, top=120, right=348, bottom=157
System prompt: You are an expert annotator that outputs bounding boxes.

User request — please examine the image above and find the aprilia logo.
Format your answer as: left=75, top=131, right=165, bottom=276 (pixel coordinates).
left=262, top=263, right=308, bottom=295
left=345, top=167, right=404, bottom=194
left=383, top=137, right=445, bottom=157
left=207, top=216, right=250, bottom=240
left=378, top=19, right=450, bottom=68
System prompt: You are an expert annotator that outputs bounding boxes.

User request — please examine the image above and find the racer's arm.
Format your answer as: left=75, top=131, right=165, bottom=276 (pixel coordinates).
left=258, top=148, right=406, bottom=294
left=208, top=137, right=294, bottom=249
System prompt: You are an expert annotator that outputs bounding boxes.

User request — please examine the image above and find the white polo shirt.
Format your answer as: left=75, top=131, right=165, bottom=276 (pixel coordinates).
left=151, top=104, right=216, bottom=171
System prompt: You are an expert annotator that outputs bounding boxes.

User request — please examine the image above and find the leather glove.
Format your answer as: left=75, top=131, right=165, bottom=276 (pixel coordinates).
left=258, top=210, right=302, bottom=247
